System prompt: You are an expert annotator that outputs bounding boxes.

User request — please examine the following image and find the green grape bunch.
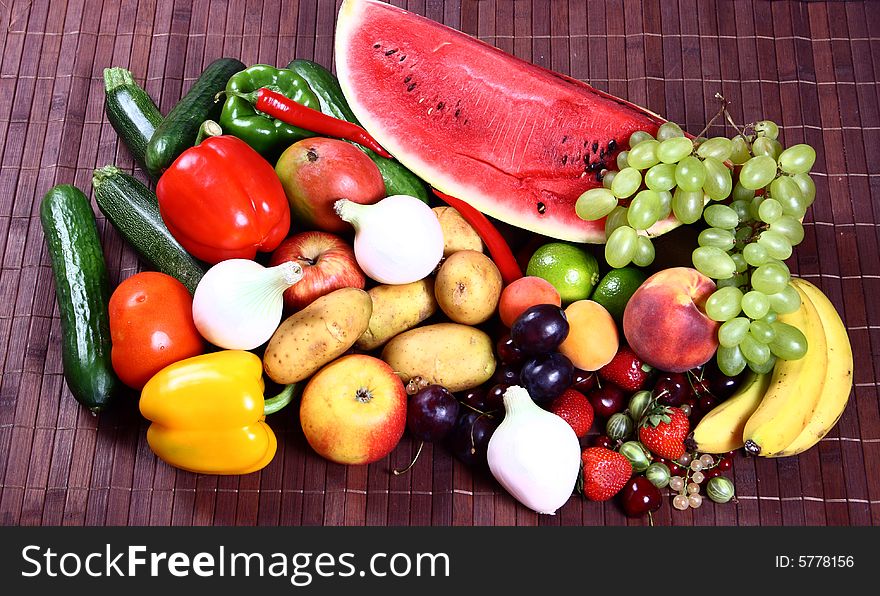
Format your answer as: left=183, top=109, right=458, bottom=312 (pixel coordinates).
left=574, top=103, right=817, bottom=377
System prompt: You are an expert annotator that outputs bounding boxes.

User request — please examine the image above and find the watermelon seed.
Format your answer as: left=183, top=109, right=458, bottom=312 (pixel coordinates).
left=404, top=75, right=412, bottom=83
left=385, top=48, right=398, bottom=56
left=583, top=140, right=589, bottom=148
left=454, top=109, right=461, bottom=118
left=592, top=141, right=599, bottom=153
left=536, top=202, right=546, bottom=214
left=608, top=139, right=617, bottom=151
left=561, top=155, right=568, bottom=165
left=407, top=83, right=417, bottom=92
left=373, top=43, right=380, bottom=49
left=437, top=102, right=445, bottom=110
left=562, top=135, right=568, bottom=143
left=399, top=55, right=407, bottom=62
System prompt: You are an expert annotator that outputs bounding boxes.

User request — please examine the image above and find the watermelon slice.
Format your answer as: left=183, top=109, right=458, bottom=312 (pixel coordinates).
left=335, top=0, right=676, bottom=243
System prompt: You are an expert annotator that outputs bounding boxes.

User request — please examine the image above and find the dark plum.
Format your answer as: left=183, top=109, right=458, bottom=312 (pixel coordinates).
left=510, top=304, right=569, bottom=354
left=491, top=363, right=521, bottom=386
left=446, top=411, right=499, bottom=467
left=407, top=385, right=460, bottom=442
left=520, top=352, right=574, bottom=404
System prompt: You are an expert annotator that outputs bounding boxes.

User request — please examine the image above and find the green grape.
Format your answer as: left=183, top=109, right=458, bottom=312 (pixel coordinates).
left=605, top=225, right=639, bottom=268
left=748, top=355, right=777, bottom=374
left=761, top=311, right=778, bottom=324
left=617, top=150, right=630, bottom=170
left=628, top=139, right=660, bottom=170
left=716, top=276, right=741, bottom=289
left=602, top=170, right=617, bottom=189
left=770, top=175, right=805, bottom=216
left=730, top=199, right=752, bottom=223
left=752, top=136, right=783, bottom=159
left=657, top=137, right=695, bottom=164
left=693, top=136, right=708, bottom=147
left=645, top=163, right=677, bottom=191
left=754, top=120, right=780, bottom=140
left=731, top=252, right=748, bottom=273
left=656, top=190, right=673, bottom=220
left=698, top=227, right=736, bottom=250
left=749, top=320, right=776, bottom=344
left=777, top=143, right=816, bottom=174
left=749, top=194, right=766, bottom=221
left=675, top=156, right=707, bottom=192
left=706, top=286, right=744, bottom=321
left=741, top=290, right=771, bottom=319
left=696, top=137, right=733, bottom=161
left=692, top=246, right=737, bottom=279
left=734, top=225, right=752, bottom=250
left=739, top=155, right=778, bottom=190
left=751, top=263, right=790, bottom=294
left=703, top=204, right=739, bottom=230
left=672, top=188, right=705, bottom=224
left=656, top=121, right=685, bottom=141
left=769, top=321, right=808, bottom=360
left=632, top=235, right=655, bottom=267
left=702, top=157, right=733, bottom=200
left=719, top=317, right=751, bottom=348
left=768, top=258, right=791, bottom=278
left=717, top=345, right=748, bottom=376
left=611, top=167, right=642, bottom=199
left=766, top=284, right=801, bottom=314
left=742, top=242, right=769, bottom=267
left=576, top=188, right=619, bottom=221
left=629, top=130, right=655, bottom=147
left=732, top=182, right=756, bottom=203
left=605, top=205, right=630, bottom=237
left=627, top=190, right=662, bottom=230
left=792, top=172, right=816, bottom=206
left=757, top=198, right=783, bottom=224
left=730, top=135, right=752, bottom=165
left=770, top=215, right=805, bottom=245
left=740, top=334, right=771, bottom=365
left=757, top=230, right=793, bottom=260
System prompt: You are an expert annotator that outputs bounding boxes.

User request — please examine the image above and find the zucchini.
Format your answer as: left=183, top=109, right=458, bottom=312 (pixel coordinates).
left=40, top=185, right=119, bottom=413
left=286, top=59, right=430, bottom=203
left=92, top=166, right=205, bottom=294
left=145, top=57, right=245, bottom=178
left=103, top=67, right=163, bottom=176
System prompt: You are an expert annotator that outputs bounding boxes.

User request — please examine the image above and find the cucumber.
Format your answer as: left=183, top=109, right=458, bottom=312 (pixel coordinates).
left=286, top=59, right=430, bottom=203
left=40, top=185, right=119, bottom=413
left=145, top=57, right=245, bottom=178
left=103, top=67, right=163, bottom=176
left=92, top=166, right=205, bottom=294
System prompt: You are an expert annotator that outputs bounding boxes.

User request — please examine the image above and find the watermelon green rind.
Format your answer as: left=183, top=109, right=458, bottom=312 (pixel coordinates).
left=335, top=0, right=683, bottom=243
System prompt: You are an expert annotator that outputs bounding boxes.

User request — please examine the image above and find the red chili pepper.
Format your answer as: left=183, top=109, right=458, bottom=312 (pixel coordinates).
left=250, top=87, right=393, bottom=159
left=432, top=189, right=523, bottom=285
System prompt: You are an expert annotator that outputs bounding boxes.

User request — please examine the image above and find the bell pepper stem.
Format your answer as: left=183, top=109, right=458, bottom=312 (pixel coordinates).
left=195, top=119, right=223, bottom=145
left=263, top=383, right=297, bottom=415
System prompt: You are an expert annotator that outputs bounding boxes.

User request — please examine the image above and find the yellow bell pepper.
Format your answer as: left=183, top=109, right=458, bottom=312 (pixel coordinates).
left=139, top=350, right=294, bottom=475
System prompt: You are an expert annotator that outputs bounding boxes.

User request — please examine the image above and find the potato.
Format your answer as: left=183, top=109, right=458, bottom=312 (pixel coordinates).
left=381, top=323, right=496, bottom=392
left=356, top=279, right=438, bottom=351
left=434, top=250, right=502, bottom=325
left=433, top=206, right=483, bottom=256
left=264, top=287, right=372, bottom=384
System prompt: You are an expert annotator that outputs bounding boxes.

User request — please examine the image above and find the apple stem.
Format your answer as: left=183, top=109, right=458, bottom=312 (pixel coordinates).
left=392, top=441, right=424, bottom=476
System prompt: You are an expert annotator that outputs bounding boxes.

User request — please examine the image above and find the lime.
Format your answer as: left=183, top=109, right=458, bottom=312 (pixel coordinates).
left=525, top=242, right=600, bottom=304
left=591, top=266, right=648, bottom=322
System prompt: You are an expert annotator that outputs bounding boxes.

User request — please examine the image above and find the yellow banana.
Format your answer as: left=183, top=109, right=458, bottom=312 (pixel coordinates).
left=689, top=370, right=771, bottom=454
left=771, top=279, right=853, bottom=457
left=743, top=282, right=828, bottom=456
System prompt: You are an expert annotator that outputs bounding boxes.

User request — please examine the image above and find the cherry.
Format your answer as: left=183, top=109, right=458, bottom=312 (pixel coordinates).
left=702, top=359, right=742, bottom=400
left=591, top=434, right=615, bottom=449
left=619, top=476, right=662, bottom=518
left=484, top=384, right=509, bottom=413
left=717, top=457, right=733, bottom=471
left=491, top=363, right=521, bottom=386
left=703, top=467, right=722, bottom=481
left=587, top=383, right=627, bottom=419
left=653, top=372, right=690, bottom=407
left=697, top=395, right=717, bottom=412
left=459, top=387, right=489, bottom=412
left=572, top=369, right=598, bottom=393
left=496, top=334, right=525, bottom=365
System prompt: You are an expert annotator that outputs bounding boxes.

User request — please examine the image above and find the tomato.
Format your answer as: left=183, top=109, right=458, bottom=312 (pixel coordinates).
left=109, top=272, right=204, bottom=389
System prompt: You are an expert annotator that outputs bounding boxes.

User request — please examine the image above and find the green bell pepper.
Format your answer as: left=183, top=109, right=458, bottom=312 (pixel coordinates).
left=219, top=64, right=321, bottom=156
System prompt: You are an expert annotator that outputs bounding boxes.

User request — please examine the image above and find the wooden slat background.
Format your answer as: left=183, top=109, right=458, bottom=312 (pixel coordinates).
left=1, top=0, right=878, bottom=526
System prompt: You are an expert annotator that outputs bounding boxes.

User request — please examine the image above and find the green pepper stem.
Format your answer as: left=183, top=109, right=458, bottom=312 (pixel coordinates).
left=195, top=119, right=222, bottom=144
left=263, top=383, right=297, bottom=415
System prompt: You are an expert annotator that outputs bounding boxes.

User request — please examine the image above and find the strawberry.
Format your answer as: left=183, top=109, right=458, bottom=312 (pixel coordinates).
left=638, top=405, right=689, bottom=460
left=579, top=447, right=632, bottom=501
left=598, top=346, right=652, bottom=392
left=549, top=388, right=594, bottom=438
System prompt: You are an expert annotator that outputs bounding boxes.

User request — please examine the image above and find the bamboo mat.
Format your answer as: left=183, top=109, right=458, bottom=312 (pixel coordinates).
left=1, top=0, right=878, bottom=527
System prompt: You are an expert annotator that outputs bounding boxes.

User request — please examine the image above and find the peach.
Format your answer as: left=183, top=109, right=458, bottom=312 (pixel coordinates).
left=622, top=267, right=719, bottom=373
left=498, top=276, right=562, bottom=327
left=558, top=300, right=619, bottom=371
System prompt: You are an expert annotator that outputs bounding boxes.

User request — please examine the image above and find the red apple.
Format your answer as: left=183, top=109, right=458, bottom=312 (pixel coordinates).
left=300, top=354, right=408, bottom=465
left=623, top=267, right=719, bottom=373
left=269, top=231, right=366, bottom=311
left=275, top=137, right=386, bottom=233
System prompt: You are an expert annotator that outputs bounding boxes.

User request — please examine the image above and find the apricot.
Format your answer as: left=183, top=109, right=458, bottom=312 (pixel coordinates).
left=498, top=276, right=562, bottom=327
left=558, top=300, right=619, bottom=371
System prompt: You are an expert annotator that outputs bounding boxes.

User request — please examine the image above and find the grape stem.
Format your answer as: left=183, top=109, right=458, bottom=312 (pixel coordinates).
left=696, top=94, right=730, bottom=139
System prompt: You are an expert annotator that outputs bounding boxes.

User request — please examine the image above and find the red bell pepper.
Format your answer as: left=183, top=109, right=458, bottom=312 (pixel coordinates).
left=156, top=135, right=291, bottom=264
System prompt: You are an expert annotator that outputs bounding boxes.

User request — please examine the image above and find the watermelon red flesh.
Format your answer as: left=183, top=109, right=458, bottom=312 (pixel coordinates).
left=335, top=0, right=671, bottom=243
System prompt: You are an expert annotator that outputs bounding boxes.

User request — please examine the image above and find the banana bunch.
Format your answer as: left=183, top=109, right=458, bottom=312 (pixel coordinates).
left=691, top=278, right=853, bottom=456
